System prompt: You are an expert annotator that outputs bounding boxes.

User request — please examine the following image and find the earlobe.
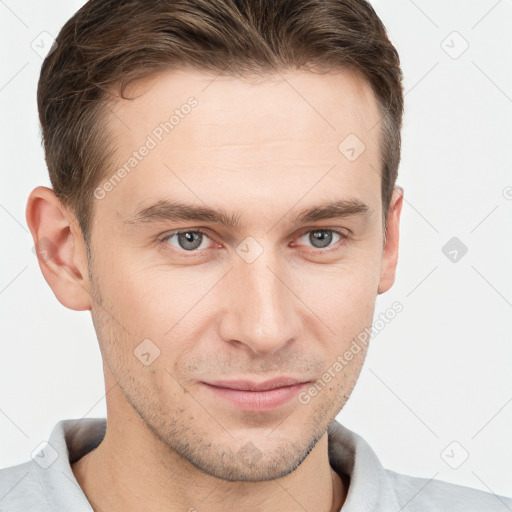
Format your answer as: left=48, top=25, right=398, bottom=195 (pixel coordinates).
left=377, top=186, right=404, bottom=295
left=25, top=186, right=92, bottom=311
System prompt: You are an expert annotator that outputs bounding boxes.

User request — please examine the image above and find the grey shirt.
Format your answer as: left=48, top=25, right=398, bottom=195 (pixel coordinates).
left=1, top=417, right=511, bottom=511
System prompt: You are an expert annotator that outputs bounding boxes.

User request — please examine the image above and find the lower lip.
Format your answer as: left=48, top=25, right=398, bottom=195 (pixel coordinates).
left=201, top=382, right=309, bottom=412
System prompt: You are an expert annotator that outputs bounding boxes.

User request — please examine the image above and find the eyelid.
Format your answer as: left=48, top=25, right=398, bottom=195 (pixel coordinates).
left=295, top=225, right=351, bottom=238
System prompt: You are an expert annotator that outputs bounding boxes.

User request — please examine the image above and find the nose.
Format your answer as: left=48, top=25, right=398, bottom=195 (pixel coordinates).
left=217, top=248, right=301, bottom=356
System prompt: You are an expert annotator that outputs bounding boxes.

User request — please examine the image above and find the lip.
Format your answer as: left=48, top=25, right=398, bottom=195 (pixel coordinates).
left=201, top=378, right=310, bottom=412
left=204, top=377, right=308, bottom=391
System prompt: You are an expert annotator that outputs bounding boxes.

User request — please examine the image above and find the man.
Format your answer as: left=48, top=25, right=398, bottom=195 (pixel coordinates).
left=1, top=0, right=510, bottom=510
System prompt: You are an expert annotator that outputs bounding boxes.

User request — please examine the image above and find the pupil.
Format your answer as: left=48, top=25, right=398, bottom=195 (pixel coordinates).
left=312, top=230, right=332, bottom=248
left=179, top=231, right=201, bottom=250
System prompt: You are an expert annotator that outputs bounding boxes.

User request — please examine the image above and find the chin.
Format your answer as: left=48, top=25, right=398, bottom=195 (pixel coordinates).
left=179, top=428, right=325, bottom=482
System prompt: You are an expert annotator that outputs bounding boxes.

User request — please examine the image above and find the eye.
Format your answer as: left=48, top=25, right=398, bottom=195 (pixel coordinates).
left=159, top=227, right=348, bottom=256
left=295, top=229, right=347, bottom=251
left=161, top=229, right=214, bottom=253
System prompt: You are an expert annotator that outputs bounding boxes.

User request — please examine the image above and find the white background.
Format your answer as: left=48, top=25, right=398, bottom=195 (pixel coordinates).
left=1, top=0, right=511, bottom=501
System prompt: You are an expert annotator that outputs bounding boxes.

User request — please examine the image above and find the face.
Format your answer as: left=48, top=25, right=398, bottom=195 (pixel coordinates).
left=84, top=67, right=400, bottom=481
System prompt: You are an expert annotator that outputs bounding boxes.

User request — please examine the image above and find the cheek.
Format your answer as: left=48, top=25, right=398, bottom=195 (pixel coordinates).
left=92, top=228, right=382, bottom=356
left=93, top=245, right=179, bottom=330
left=93, top=257, right=213, bottom=378
left=294, top=253, right=380, bottom=325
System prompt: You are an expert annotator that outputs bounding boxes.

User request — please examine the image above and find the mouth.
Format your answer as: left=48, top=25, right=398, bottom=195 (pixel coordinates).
left=200, top=377, right=311, bottom=412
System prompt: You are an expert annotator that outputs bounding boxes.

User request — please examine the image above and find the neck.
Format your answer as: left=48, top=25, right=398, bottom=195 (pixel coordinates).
left=71, top=411, right=347, bottom=512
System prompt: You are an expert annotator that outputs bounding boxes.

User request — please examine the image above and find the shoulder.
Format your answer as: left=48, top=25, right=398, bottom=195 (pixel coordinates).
left=387, top=469, right=512, bottom=511
left=0, top=459, right=51, bottom=511
left=327, top=420, right=512, bottom=512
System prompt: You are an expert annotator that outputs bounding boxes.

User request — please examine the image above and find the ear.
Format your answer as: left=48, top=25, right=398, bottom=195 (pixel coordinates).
left=25, top=186, right=92, bottom=310
left=378, top=186, right=404, bottom=295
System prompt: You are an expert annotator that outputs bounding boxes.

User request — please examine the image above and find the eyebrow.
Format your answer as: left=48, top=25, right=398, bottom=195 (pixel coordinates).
left=123, top=198, right=372, bottom=228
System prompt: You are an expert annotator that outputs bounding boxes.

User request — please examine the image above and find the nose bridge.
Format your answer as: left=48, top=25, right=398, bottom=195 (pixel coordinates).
left=220, top=244, right=299, bottom=355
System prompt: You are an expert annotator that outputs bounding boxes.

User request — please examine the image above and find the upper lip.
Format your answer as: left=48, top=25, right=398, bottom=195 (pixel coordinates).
left=203, top=377, right=309, bottom=391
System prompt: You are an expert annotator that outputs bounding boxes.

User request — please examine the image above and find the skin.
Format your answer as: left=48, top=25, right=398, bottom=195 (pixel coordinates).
left=26, top=67, right=403, bottom=512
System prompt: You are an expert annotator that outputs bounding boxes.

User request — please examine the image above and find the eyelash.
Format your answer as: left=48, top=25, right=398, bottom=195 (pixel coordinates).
left=158, top=227, right=349, bottom=257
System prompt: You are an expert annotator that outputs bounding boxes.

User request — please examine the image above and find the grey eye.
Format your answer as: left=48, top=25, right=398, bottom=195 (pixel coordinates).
left=176, top=231, right=204, bottom=251
left=306, top=230, right=339, bottom=249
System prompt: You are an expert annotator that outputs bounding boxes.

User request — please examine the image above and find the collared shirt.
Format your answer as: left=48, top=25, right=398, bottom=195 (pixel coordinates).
left=1, top=417, right=511, bottom=511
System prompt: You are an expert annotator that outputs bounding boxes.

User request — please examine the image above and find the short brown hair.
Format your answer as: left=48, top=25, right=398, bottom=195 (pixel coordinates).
left=37, top=0, right=403, bottom=247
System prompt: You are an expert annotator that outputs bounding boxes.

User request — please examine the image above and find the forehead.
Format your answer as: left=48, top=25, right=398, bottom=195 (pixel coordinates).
left=109, top=66, right=379, bottom=142
left=98, top=67, right=382, bottom=225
